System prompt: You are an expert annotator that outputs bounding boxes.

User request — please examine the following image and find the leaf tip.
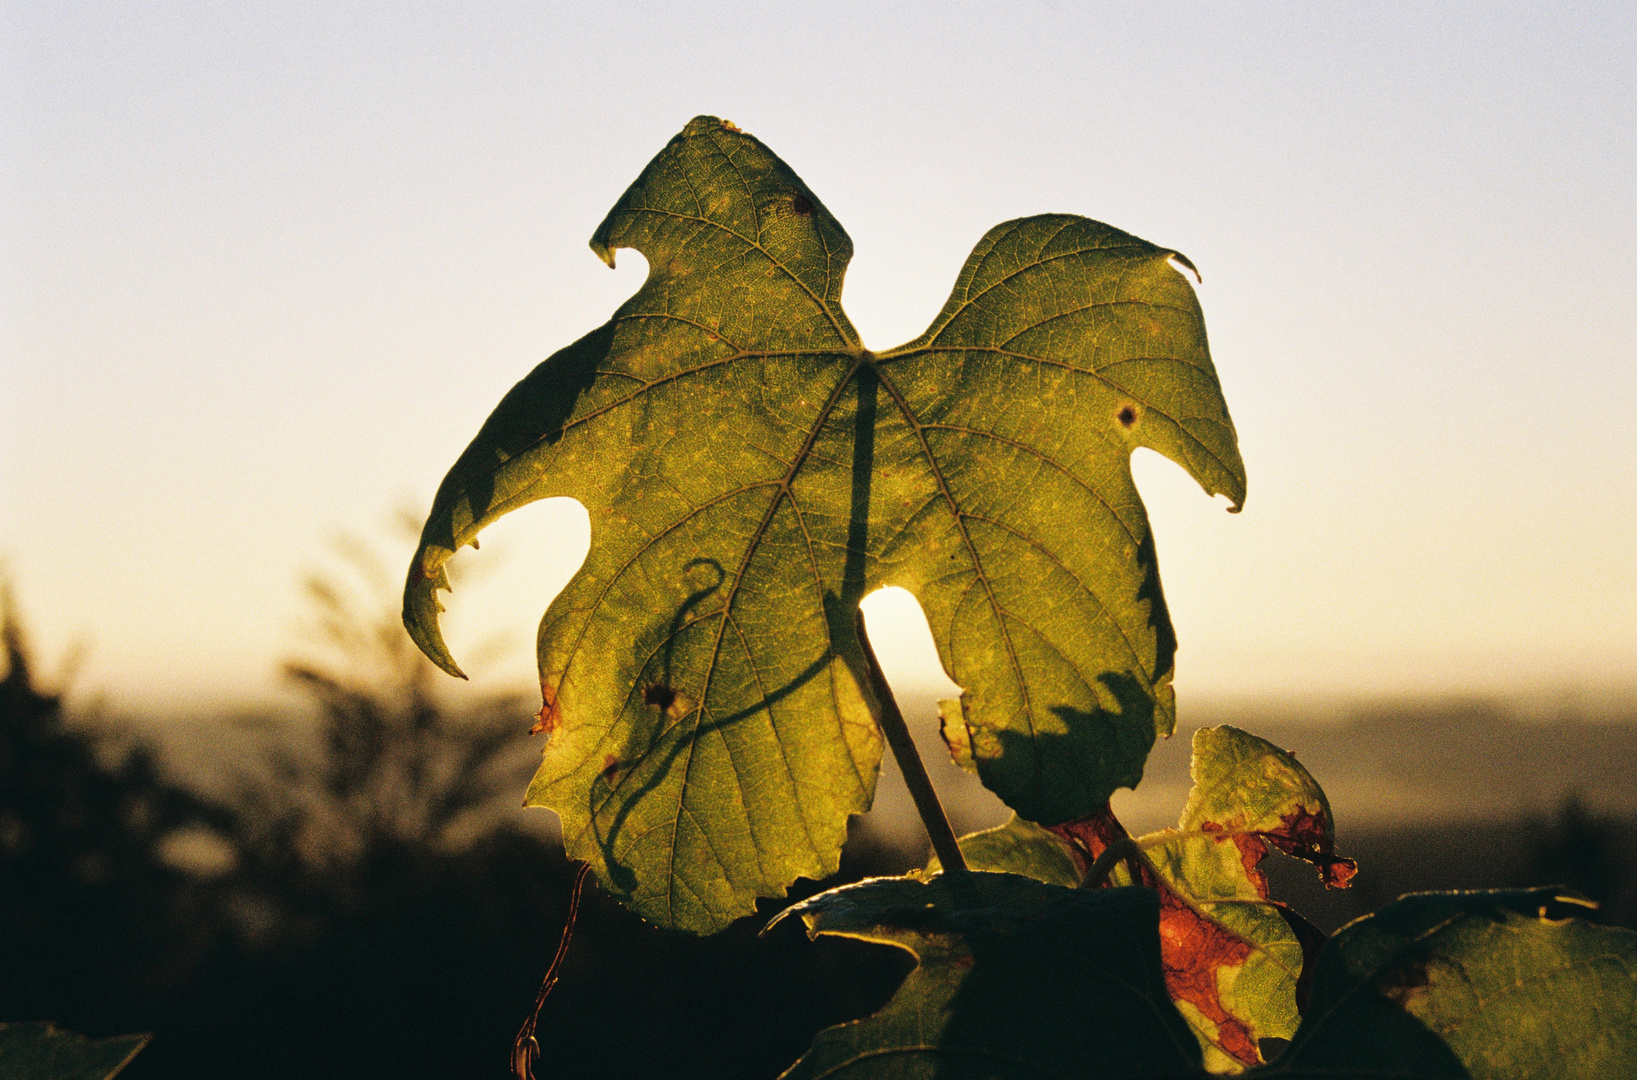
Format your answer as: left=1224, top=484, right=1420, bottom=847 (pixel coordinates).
left=402, top=549, right=469, bottom=680
left=682, top=114, right=740, bottom=137
left=1168, top=251, right=1202, bottom=283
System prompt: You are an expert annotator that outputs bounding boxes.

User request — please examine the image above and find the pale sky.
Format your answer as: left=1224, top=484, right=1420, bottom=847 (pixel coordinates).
left=3, top=2, right=1633, bottom=723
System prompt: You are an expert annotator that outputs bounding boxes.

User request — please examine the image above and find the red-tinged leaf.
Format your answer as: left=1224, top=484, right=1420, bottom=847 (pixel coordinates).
left=1175, top=725, right=1356, bottom=895
left=1157, top=888, right=1263, bottom=1066
left=1048, top=806, right=1281, bottom=1071
left=1036, top=728, right=1355, bottom=1072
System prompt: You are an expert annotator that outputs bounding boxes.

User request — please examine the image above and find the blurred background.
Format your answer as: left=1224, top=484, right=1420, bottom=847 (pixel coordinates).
left=3, top=3, right=1633, bottom=1078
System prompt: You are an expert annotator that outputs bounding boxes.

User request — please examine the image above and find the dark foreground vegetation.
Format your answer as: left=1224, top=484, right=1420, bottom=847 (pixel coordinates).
left=3, top=580, right=1634, bottom=1079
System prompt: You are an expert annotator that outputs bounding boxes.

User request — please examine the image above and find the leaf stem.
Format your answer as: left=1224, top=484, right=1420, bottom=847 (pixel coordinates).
left=1081, top=837, right=1140, bottom=889
left=853, top=609, right=967, bottom=873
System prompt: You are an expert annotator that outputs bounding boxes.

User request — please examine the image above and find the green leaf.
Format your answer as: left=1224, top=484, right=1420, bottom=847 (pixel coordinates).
left=0, top=1024, right=148, bottom=1080
left=925, top=813, right=1083, bottom=888
left=403, top=116, right=1244, bottom=931
left=770, top=872, right=1204, bottom=1079
left=1271, top=888, right=1637, bottom=1078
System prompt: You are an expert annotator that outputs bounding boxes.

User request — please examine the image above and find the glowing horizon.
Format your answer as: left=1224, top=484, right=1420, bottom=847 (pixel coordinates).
left=3, top=3, right=1632, bottom=722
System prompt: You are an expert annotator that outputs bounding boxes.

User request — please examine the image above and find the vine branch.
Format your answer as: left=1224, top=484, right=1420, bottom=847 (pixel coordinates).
left=512, top=860, right=591, bottom=1080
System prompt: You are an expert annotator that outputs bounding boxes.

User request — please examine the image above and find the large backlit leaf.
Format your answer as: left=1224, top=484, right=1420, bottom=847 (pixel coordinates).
left=770, top=872, right=1204, bottom=1079
left=403, top=116, right=1243, bottom=931
left=1271, top=889, right=1637, bottom=1078
left=0, top=1024, right=147, bottom=1080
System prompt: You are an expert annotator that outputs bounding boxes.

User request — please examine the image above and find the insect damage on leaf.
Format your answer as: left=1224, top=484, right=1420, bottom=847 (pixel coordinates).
left=1176, top=725, right=1357, bottom=893
left=402, top=115, right=1244, bottom=932
left=1220, top=805, right=1358, bottom=889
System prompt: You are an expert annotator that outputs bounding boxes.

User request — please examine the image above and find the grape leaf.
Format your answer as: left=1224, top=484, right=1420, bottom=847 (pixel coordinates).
left=1270, top=888, right=1637, bottom=1078
left=926, top=812, right=1083, bottom=888
left=769, top=872, right=1204, bottom=1079
left=0, top=1024, right=148, bottom=1080
left=935, top=726, right=1353, bottom=1072
left=1062, top=727, right=1351, bottom=1072
left=403, top=116, right=1244, bottom=931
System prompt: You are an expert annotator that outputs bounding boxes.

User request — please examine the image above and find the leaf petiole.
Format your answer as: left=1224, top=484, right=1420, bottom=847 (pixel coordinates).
left=1081, top=836, right=1141, bottom=889
left=853, top=609, right=967, bottom=873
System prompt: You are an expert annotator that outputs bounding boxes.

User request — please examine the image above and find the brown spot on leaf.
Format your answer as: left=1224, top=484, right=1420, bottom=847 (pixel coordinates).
left=1049, top=803, right=1142, bottom=881
left=1158, top=888, right=1261, bottom=1066
left=1376, top=955, right=1433, bottom=1008
left=642, top=683, right=697, bottom=722
left=1320, top=855, right=1358, bottom=888
left=1117, top=405, right=1138, bottom=428
left=531, top=679, right=563, bottom=736
left=719, top=118, right=742, bottom=133
left=1196, top=819, right=1274, bottom=895
left=601, top=754, right=622, bottom=784
left=1258, top=805, right=1358, bottom=889
left=790, top=193, right=813, bottom=216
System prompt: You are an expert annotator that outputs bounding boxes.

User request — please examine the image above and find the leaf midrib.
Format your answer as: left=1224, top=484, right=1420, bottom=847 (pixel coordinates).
left=658, top=352, right=867, bottom=922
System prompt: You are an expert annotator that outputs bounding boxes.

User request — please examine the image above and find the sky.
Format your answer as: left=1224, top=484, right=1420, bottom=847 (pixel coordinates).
left=2, top=2, right=1633, bottom=726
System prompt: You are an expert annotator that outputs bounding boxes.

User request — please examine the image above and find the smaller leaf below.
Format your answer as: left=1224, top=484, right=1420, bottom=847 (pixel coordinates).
left=1048, top=726, right=1354, bottom=1072
left=924, top=813, right=1083, bottom=889
left=771, top=872, right=1204, bottom=1079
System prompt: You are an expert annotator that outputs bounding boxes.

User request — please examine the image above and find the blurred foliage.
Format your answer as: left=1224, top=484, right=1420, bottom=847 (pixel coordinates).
left=1, top=539, right=911, bottom=1079
left=1, top=578, right=225, bottom=1038
left=221, top=526, right=534, bottom=927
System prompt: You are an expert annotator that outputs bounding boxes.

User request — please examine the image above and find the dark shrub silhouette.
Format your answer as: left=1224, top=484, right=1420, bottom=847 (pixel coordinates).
left=0, top=581, right=223, bottom=1039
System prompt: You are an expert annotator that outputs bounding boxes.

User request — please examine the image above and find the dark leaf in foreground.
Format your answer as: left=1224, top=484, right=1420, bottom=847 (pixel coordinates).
left=0, top=1023, right=147, bottom=1080
left=770, top=872, right=1204, bottom=1079
left=1272, top=888, right=1637, bottom=1078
